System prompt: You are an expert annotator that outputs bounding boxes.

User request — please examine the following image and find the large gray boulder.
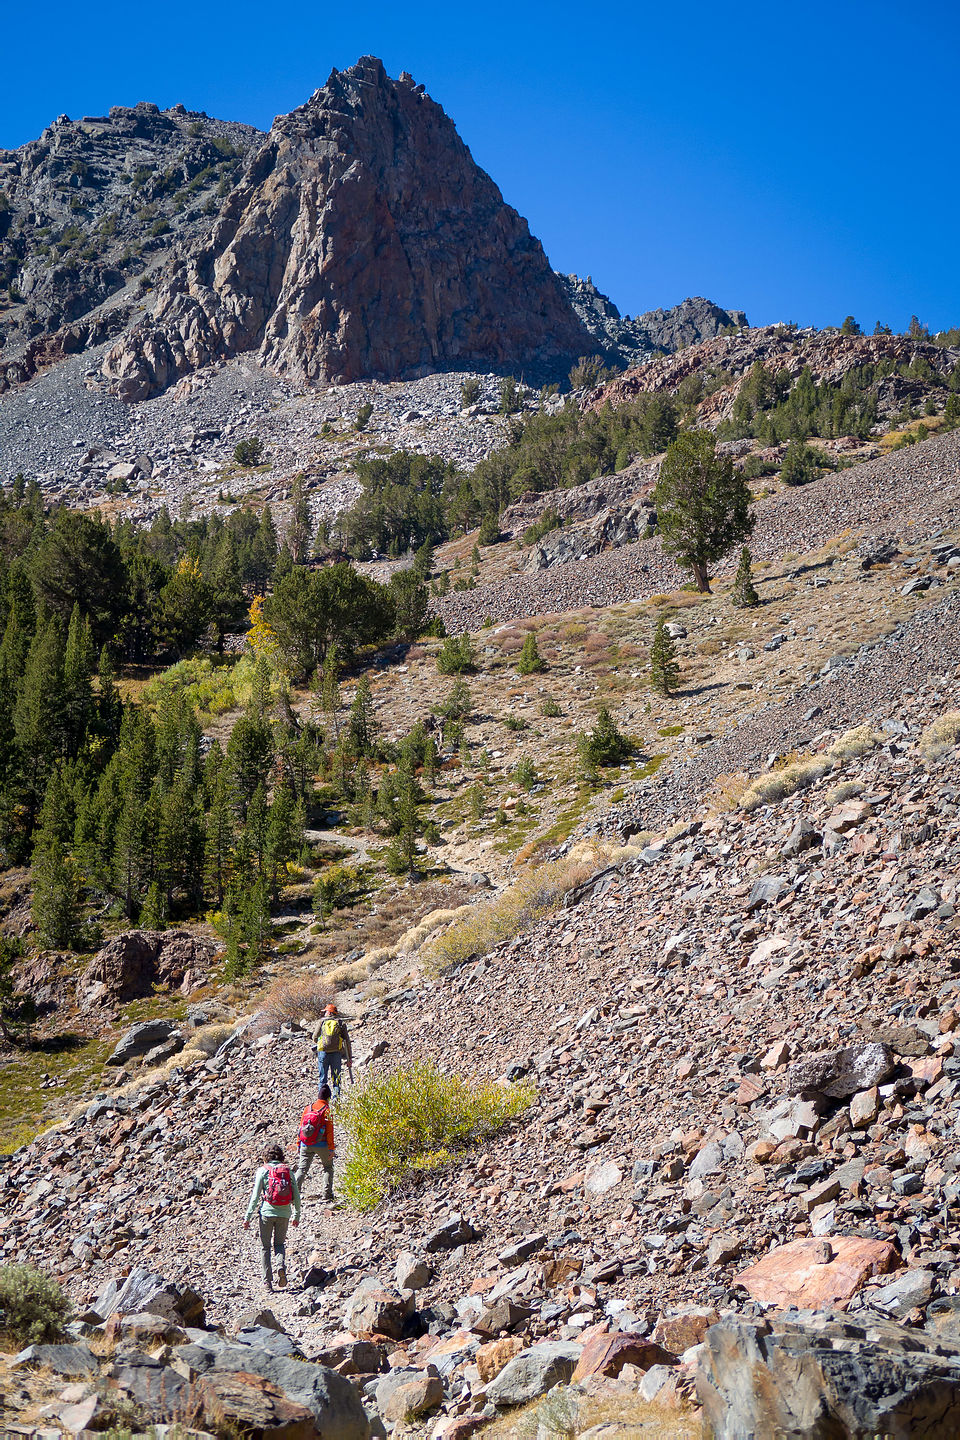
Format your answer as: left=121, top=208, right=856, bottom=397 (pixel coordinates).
left=173, top=1340, right=370, bottom=1437
left=485, top=1341, right=583, bottom=1408
left=787, top=1042, right=896, bottom=1099
left=696, top=1314, right=960, bottom=1439
left=112, top=1267, right=206, bottom=1327
left=106, top=1019, right=178, bottom=1066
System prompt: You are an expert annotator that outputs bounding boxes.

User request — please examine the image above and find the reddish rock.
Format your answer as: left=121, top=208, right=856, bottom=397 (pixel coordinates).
left=735, top=1237, right=898, bottom=1309
left=197, top=1371, right=316, bottom=1438
left=571, top=1331, right=675, bottom=1384
left=476, top=1335, right=525, bottom=1382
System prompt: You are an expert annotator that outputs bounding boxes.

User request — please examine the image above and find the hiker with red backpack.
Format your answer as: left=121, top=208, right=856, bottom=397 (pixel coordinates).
left=294, top=1083, right=335, bottom=1201
left=316, top=1003, right=352, bottom=1097
left=242, top=1142, right=301, bottom=1292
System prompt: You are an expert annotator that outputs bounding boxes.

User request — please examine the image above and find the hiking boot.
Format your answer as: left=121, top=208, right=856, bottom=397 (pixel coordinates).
left=276, top=1266, right=287, bottom=1289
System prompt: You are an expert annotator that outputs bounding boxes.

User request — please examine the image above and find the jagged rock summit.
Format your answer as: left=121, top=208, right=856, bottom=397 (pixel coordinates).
left=102, top=57, right=593, bottom=398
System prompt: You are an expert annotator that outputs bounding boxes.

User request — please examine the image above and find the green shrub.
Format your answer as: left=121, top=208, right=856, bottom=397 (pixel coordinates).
left=460, top=376, right=481, bottom=407
left=312, top=864, right=362, bottom=923
left=0, top=1264, right=70, bottom=1345
left=355, top=402, right=373, bottom=432
left=522, top=510, right=561, bottom=547
left=516, top=632, right=547, bottom=675
left=541, top=696, right=562, bottom=717
left=425, top=852, right=598, bottom=973
left=576, top=706, right=631, bottom=768
left=478, top=513, right=501, bottom=545
left=234, top=436, right=264, bottom=467
left=514, top=757, right=537, bottom=790
left=337, top=1061, right=534, bottom=1208
left=436, top=632, right=476, bottom=675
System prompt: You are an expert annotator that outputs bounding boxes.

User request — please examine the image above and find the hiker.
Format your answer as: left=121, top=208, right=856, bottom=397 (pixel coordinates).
left=242, top=1142, right=301, bottom=1292
left=316, top=1002, right=352, bottom=1096
left=294, top=1083, right=335, bottom=1200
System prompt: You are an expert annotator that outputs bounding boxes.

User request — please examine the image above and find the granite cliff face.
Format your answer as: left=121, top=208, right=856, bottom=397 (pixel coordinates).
left=101, top=58, right=593, bottom=398
left=0, top=104, right=261, bottom=393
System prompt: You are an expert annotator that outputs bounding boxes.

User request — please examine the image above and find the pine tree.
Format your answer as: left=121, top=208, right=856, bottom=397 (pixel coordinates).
left=251, top=506, right=279, bottom=593
left=202, top=745, right=235, bottom=907
left=158, top=777, right=202, bottom=912
left=63, top=606, right=95, bottom=757
left=731, top=546, right=760, bottom=607
left=384, top=764, right=422, bottom=875
left=140, top=881, right=167, bottom=931
left=653, top=430, right=755, bottom=592
left=348, top=674, right=377, bottom=757
left=207, top=531, right=246, bottom=651
left=650, top=618, right=680, bottom=696
left=287, top=475, right=312, bottom=563
left=320, top=643, right=340, bottom=723
left=31, top=830, right=80, bottom=949
left=516, top=632, right=547, bottom=675
left=246, top=783, right=269, bottom=876
left=14, top=620, right=67, bottom=842
left=96, top=646, right=122, bottom=742
left=265, top=781, right=301, bottom=894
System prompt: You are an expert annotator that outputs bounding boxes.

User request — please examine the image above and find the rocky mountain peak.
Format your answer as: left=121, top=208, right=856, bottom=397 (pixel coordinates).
left=100, top=58, right=593, bottom=398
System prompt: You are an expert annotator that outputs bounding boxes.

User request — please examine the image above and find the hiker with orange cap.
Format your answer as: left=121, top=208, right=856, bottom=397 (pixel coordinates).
left=316, top=1002, right=352, bottom=1097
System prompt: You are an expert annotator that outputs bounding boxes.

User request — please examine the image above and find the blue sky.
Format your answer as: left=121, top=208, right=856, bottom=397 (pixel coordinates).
left=4, top=0, right=958, bottom=332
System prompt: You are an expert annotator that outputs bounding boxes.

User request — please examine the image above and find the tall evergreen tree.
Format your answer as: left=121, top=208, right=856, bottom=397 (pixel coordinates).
left=348, top=674, right=377, bottom=757
left=31, top=828, right=80, bottom=949
left=202, top=744, right=235, bottom=908
left=287, top=476, right=312, bottom=563
left=63, top=606, right=95, bottom=757
left=13, top=620, right=67, bottom=843
left=207, top=531, right=246, bottom=651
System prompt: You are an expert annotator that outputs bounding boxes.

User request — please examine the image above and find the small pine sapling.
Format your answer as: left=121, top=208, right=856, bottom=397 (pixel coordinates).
left=731, top=546, right=760, bottom=608
left=650, top=617, right=680, bottom=696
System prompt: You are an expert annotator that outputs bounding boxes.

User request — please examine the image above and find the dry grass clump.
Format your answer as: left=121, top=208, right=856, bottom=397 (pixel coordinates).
left=826, top=723, right=879, bottom=760
left=263, top=975, right=334, bottom=1026
left=920, top=711, right=960, bottom=761
left=316, top=904, right=477, bottom=992
left=424, top=853, right=599, bottom=973
left=740, top=756, right=830, bottom=812
left=739, top=724, right=880, bottom=813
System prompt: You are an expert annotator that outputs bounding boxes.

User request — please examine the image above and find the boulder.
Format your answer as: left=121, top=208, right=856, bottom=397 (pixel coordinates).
left=652, top=1308, right=719, bottom=1353
left=395, top=1251, right=432, bottom=1291
left=106, top=1018, right=178, bottom=1066
left=476, top=1336, right=525, bottom=1382
left=81, top=929, right=217, bottom=1007
left=425, top=1213, right=481, bottom=1252
left=735, top=1236, right=898, bottom=1308
left=10, top=1342, right=98, bottom=1376
left=112, top=1266, right=206, bottom=1327
left=375, top=1367, right=444, bottom=1423
left=697, top=1313, right=960, bottom=1439
left=571, top=1331, right=675, bottom=1383
left=485, top=1341, right=583, bottom=1407
left=344, top=1278, right=413, bottom=1339
left=787, top=1042, right=897, bottom=1099
left=169, top=1341, right=371, bottom=1436
left=197, top=1371, right=317, bottom=1438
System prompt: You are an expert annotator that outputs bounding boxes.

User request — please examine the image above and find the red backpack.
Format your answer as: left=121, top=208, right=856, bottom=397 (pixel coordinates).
left=299, top=1103, right=328, bottom=1147
left=265, top=1163, right=293, bottom=1206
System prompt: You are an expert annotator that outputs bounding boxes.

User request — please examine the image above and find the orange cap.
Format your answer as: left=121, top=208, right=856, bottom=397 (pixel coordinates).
left=325, top=1003, right=338, bottom=1014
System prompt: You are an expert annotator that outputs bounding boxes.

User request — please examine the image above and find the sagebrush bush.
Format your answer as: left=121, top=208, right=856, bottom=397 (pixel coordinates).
left=739, top=725, right=879, bottom=812
left=920, top=711, right=960, bottom=761
left=263, top=975, right=334, bottom=1026
left=337, top=1061, right=534, bottom=1208
left=827, top=724, right=879, bottom=761
left=424, top=854, right=598, bottom=972
left=0, top=1263, right=70, bottom=1344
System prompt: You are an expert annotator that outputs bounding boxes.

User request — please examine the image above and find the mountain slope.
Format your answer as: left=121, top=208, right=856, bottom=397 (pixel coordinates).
left=100, top=58, right=593, bottom=399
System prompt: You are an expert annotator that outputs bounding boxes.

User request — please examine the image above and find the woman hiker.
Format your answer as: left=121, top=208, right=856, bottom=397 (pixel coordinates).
left=243, top=1142, right=301, bottom=1292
